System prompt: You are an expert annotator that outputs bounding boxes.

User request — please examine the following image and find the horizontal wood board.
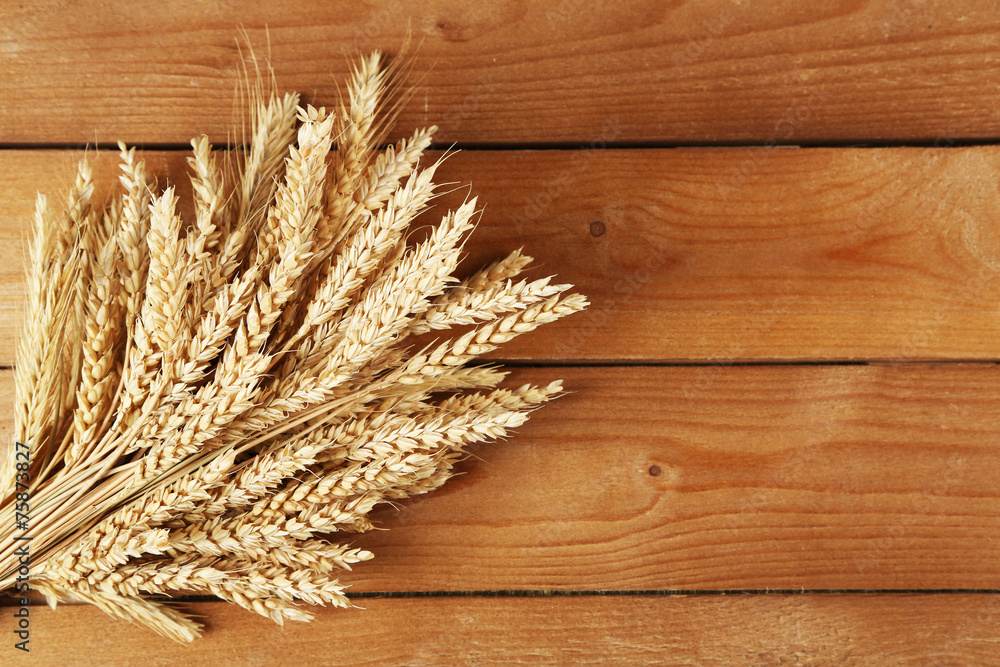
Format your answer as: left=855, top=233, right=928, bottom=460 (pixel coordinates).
left=3, top=146, right=1000, bottom=364
left=3, top=1, right=1000, bottom=145
left=1, top=364, right=999, bottom=592
left=15, top=595, right=1000, bottom=666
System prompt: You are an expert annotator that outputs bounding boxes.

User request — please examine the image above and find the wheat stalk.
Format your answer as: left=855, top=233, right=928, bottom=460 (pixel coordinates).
left=0, top=47, right=587, bottom=642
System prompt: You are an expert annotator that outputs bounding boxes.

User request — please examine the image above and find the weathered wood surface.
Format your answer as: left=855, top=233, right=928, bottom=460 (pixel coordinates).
left=4, top=146, right=1000, bottom=365
left=18, top=595, right=1000, bottom=666
left=2, top=1, right=1000, bottom=146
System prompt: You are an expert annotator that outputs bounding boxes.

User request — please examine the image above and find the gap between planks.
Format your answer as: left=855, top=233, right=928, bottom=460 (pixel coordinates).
left=11, top=588, right=1000, bottom=607
left=7, top=139, right=1000, bottom=152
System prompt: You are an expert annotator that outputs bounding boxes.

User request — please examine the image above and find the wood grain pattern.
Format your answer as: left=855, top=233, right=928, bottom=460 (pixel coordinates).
left=344, top=363, right=1000, bottom=592
left=2, top=363, right=999, bottom=593
left=4, top=5, right=1000, bottom=660
left=4, top=146, right=1000, bottom=364
left=2, top=1, right=1000, bottom=146
left=17, top=595, right=1000, bottom=666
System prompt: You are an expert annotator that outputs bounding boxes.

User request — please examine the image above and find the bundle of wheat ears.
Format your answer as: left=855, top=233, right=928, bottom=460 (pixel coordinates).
left=0, top=50, right=586, bottom=641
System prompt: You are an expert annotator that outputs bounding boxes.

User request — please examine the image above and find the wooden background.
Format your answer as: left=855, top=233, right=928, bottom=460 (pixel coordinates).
left=4, top=0, right=1000, bottom=664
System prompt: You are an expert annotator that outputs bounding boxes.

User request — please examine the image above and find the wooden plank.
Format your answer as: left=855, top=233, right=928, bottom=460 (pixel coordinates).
left=15, top=595, right=1000, bottom=665
left=4, top=147, right=1000, bottom=364
left=2, top=363, right=1000, bottom=592
left=343, top=364, right=1000, bottom=592
left=2, top=2, right=1000, bottom=146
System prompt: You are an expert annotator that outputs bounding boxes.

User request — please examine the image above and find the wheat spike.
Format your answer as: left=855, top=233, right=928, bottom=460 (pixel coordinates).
left=0, top=48, right=586, bottom=644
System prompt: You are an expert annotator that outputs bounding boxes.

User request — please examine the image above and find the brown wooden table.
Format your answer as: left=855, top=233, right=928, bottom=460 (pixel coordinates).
left=3, top=1, right=1000, bottom=664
